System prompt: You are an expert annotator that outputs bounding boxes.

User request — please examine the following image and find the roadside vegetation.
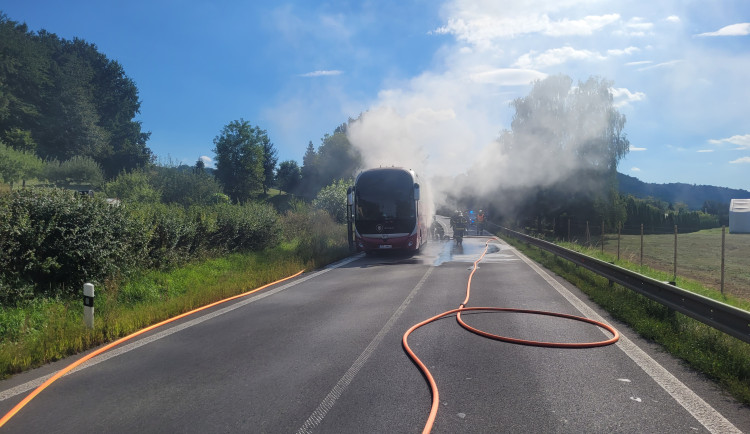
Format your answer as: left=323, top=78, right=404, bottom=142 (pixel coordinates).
left=498, top=233, right=750, bottom=405
left=0, top=189, right=350, bottom=378
left=602, top=228, right=750, bottom=301
left=0, top=16, right=362, bottom=378
left=2, top=16, right=746, bottom=410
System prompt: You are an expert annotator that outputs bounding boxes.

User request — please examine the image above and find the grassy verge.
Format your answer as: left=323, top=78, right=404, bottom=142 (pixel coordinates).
left=0, top=241, right=351, bottom=379
left=499, top=233, right=750, bottom=405
left=602, top=228, right=750, bottom=301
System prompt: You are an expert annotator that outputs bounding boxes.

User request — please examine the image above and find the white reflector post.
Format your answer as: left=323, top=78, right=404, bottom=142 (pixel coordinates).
left=83, top=283, right=95, bottom=329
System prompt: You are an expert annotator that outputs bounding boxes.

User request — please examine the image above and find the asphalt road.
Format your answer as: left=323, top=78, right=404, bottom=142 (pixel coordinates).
left=1, top=235, right=748, bottom=433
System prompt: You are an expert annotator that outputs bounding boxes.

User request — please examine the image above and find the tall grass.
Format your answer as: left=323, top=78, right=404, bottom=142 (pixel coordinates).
left=501, top=234, right=750, bottom=405
left=0, top=206, right=351, bottom=378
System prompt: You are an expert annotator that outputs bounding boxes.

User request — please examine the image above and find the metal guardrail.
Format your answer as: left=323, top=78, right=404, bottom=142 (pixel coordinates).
left=496, top=226, right=750, bottom=345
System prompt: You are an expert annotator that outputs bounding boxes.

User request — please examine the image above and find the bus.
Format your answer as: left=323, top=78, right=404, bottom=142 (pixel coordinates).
left=346, top=167, right=427, bottom=253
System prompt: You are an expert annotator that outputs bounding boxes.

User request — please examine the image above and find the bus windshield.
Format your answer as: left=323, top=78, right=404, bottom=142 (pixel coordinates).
left=356, top=170, right=415, bottom=221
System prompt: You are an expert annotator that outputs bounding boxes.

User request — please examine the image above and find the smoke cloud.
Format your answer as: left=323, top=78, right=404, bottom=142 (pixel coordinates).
left=346, top=1, right=629, bottom=219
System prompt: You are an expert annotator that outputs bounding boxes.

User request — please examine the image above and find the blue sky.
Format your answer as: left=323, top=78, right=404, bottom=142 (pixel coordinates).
left=3, top=0, right=749, bottom=191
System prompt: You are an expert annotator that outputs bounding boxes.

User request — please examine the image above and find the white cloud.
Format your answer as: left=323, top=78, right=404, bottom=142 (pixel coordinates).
left=433, top=6, right=620, bottom=49
left=696, top=23, right=750, bottom=37
left=615, top=17, right=654, bottom=37
left=545, top=14, right=621, bottom=37
left=729, top=157, right=750, bottom=164
left=629, top=145, right=647, bottom=151
left=708, top=134, right=750, bottom=150
left=611, top=87, right=646, bottom=108
left=666, top=15, right=680, bottom=23
left=513, top=45, right=639, bottom=70
left=299, top=70, right=344, bottom=77
left=637, top=59, right=683, bottom=71
left=513, top=46, right=604, bottom=69
left=631, top=167, right=641, bottom=172
left=607, top=46, right=640, bottom=56
left=625, top=60, right=652, bottom=66
left=199, top=155, right=214, bottom=168
left=697, top=149, right=713, bottom=153
left=469, top=68, right=547, bottom=85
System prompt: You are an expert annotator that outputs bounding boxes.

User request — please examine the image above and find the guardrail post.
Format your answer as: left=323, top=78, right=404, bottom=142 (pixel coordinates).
left=83, top=283, right=95, bottom=329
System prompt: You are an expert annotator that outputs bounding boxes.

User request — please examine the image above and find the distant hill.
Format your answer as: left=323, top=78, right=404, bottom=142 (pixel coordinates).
left=617, top=173, right=750, bottom=210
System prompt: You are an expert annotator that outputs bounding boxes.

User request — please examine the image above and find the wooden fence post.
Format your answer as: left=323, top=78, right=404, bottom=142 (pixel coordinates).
left=640, top=223, right=644, bottom=268
left=673, top=225, right=678, bottom=282
left=721, top=225, right=726, bottom=296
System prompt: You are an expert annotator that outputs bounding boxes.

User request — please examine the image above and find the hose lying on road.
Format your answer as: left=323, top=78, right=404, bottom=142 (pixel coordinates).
left=0, top=270, right=305, bottom=429
left=402, top=237, right=619, bottom=434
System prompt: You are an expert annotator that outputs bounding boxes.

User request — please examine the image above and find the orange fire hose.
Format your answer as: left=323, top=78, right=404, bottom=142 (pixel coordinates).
left=402, top=238, right=619, bottom=434
left=0, top=270, right=305, bottom=428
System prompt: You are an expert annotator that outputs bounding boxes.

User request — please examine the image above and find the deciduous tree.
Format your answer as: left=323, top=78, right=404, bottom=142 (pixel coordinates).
left=212, top=119, right=266, bottom=202
left=276, top=160, right=301, bottom=194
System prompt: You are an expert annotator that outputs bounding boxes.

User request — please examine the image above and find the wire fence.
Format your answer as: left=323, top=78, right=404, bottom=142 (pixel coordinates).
left=491, top=219, right=750, bottom=302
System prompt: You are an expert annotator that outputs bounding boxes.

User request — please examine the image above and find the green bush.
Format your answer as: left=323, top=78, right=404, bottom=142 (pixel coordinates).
left=0, top=188, right=148, bottom=302
left=149, top=166, right=224, bottom=207
left=280, top=200, right=348, bottom=267
left=0, top=189, right=286, bottom=304
left=44, top=156, right=105, bottom=188
left=212, top=202, right=281, bottom=252
left=103, top=169, right=161, bottom=204
left=313, top=178, right=351, bottom=223
left=126, top=203, right=200, bottom=269
left=0, top=143, right=44, bottom=186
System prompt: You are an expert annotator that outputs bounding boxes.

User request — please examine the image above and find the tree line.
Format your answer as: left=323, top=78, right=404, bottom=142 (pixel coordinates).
left=0, top=13, right=152, bottom=179
left=211, top=119, right=360, bottom=204
left=0, top=11, right=362, bottom=210
left=446, top=75, right=730, bottom=235
left=4, top=8, right=728, bottom=244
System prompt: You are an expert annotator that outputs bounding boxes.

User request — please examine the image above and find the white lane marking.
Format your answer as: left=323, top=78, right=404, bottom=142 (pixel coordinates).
left=296, top=266, right=434, bottom=434
left=508, top=244, right=741, bottom=434
left=0, top=255, right=363, bottom=402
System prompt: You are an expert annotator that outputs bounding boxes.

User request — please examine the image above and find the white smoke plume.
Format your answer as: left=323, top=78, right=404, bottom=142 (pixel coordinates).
left=346, top=0, right=630, bottom=218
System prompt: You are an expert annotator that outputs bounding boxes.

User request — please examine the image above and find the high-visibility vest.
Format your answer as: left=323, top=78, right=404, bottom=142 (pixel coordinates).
left=477, top=213, right=485, bottom=222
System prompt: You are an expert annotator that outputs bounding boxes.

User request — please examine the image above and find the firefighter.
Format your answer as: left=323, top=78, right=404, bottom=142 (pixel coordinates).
left=476, top=209, right=485, bottom=235
left=452, top=211, right=467, bottom=245
left=431, top=216, right=444, bottom=240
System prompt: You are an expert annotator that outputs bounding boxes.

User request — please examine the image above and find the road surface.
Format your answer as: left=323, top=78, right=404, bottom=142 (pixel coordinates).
left=1, top=235, right=748, bottom=433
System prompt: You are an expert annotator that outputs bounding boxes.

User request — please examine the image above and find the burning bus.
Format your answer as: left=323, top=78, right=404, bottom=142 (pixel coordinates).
left=347, top=167, right=427, bottom=253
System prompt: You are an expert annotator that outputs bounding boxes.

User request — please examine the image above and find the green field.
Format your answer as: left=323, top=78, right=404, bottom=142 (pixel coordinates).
left=602, top=228, right=750, bottom=301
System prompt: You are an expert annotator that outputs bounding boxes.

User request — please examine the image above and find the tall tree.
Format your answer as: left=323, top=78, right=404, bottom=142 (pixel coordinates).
left=212, top=119, right=266, bottom=202
left=261, top=139, right=278, bottom=194
left=298, top=123, right=361, bottom=199
left=497, top=75, right=630, bottom=229
left=0, top=16, right=152, bottom=177
left=299, top=141, right=319, bottom=198
left=275, top=160, right=301, bottom=194
left=317, top=128, right=361, bottom=188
